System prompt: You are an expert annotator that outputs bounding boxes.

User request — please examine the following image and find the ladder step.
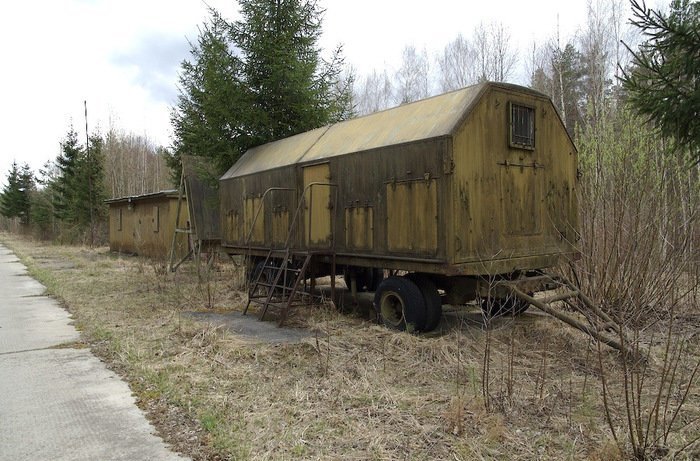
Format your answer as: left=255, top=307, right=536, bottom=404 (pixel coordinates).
left=263, top=264, right=301, bottom=271
left=250, top=280, right=307, bottom=289
left=248, top=250, right=323, bottom=325
left=262, top=265, right=302, bottom=274
left=249, top=296, right=292, bottom=305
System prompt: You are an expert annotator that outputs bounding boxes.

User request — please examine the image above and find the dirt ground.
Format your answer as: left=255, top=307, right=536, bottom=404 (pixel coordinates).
left=2, top=234, right=699, bottom=460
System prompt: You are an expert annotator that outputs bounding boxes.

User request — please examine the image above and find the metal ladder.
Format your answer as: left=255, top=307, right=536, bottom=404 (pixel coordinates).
left=242, top=181, right=338, bottom=326
left=243, top=249, right=315, bottom=325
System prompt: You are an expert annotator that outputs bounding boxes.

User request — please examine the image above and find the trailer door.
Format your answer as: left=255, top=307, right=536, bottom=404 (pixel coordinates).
left=302, top=163, right=332, bottom=248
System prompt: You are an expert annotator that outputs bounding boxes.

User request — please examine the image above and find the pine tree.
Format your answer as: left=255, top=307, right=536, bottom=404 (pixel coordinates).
left=74, top=133, right=107, bottom=231
left=621, top=0, right=700, bottom=160
left=170, top=0, right=354, bottom=174
left=18, top=164, right=34, bottom=224
left=170, top=14, right=245, bottom=174
left=53, top=127, right=83, bottom=222
left=233, top=0, right=353, bottom=142
left=52, top=127, right=106, bottom=241
left=1, top=162, right=21, bottom=219
left=1, top=161, right=34, bottom=225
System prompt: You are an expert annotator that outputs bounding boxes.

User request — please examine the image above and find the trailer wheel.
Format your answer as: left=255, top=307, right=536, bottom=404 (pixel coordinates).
left=481, top=295, right=531, bottom=318
left=405, top=273, right=442, bottom=332
left=374, top=276, right=427, bottom=333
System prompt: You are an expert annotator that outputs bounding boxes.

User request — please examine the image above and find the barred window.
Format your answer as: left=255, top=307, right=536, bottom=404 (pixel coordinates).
left=510, top=103, right=535, bottom=149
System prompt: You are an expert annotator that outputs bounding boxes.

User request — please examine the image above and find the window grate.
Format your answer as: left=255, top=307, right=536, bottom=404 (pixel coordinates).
left=511, top=103, right=535, bottom=149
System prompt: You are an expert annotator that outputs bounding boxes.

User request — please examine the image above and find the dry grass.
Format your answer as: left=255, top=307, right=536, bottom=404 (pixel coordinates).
left=2, top=233, right=699, bottom=460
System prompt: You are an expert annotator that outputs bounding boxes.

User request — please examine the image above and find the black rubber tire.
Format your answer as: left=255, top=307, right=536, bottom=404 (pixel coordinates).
left=481, top=295, right=531, bottom=318
left=405, top=273, right=442, bottom=332
left=374, top=276, right=427, bottom=332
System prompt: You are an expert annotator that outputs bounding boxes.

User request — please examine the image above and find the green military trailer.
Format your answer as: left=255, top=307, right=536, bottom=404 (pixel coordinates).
left=219, top=82, right=579, bottom=332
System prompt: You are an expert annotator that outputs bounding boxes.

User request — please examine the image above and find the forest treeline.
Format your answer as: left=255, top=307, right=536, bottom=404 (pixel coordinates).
left=0, top=126, right=171, bottom=243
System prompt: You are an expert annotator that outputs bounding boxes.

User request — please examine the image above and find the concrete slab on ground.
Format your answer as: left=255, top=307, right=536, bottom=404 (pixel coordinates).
left=0, top=243, right=188, bottom=461
left=0, top=348, right=185, bottom=461
left=0, top=295, right=80, bottom=354
left=184, top=311, right=310, bottom=344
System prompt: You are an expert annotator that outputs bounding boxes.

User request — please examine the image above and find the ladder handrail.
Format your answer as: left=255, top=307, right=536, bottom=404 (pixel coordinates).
left=244, top=182, right=339, bottom=325
left=243, top=187, right=296, bottom=249
left=284, top=181, right=339, bottom=251
left=242, top=187, right=296, bottom=285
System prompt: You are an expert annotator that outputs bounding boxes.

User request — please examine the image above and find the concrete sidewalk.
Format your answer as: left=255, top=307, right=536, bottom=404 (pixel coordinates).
left=0, top=244, right=188, bottom=461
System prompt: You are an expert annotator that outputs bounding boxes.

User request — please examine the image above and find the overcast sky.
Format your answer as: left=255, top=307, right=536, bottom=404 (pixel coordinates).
left=0, top=0, right=661, bottom=184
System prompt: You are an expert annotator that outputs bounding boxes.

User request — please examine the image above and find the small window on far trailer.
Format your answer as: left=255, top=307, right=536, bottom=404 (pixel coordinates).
left=510, top=102, right=535, bottom=150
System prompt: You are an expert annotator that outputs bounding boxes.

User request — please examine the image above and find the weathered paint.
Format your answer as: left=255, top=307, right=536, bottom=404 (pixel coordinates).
left=386, top=179, right=438, bottom=254
left=345, top=206, right=373, bottom=250
left=107, top=191, right=190, bottom=259
left=302, top=163, right=332, bottom=247
left=244, top=196, right=264, bottom=244
left=219, top=82, right=578, bottom=277
left=451, top=86, right=578, bottom=265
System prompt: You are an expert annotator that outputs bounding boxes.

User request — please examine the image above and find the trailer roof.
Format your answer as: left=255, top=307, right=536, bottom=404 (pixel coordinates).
left=105, top=189, right=179, bottom=204
left=221, top=82, right=546, bottom=179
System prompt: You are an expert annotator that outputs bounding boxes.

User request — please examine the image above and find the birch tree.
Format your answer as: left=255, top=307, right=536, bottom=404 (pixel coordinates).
left=394, top=45, right=430, bottom=104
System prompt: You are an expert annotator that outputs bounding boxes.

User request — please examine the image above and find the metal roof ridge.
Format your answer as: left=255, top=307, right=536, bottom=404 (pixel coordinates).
left=105, top=189, right=179, bottom=203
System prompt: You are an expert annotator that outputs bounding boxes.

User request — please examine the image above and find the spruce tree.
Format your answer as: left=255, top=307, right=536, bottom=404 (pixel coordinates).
left=52, top=127, right=106, bottom=241
left=233, top=0, right=353, bottom=144
left=170, top=0, right=354, bottom=174
left=621, top=0, right=700, bottom=160
left=53, top=127, right=84, bottom=222
left=170, top=14, right=245, bottom=174
left=1, top=161, right=34, bottom=225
